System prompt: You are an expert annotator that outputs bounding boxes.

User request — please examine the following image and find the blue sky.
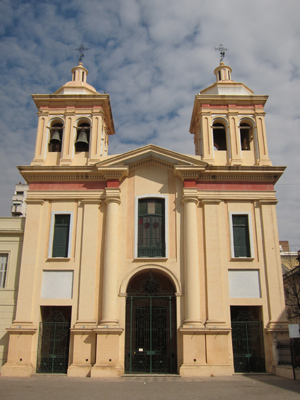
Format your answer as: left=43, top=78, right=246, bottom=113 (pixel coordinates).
left=0, top=0, right=300, bottom=250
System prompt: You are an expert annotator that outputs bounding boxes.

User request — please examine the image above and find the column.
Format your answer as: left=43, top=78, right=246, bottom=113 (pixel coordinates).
left=182, top=188, right=202, bottom=326
left=100, top=187, right=121, bottom=326
left=92, top=185, right=123, bottom=377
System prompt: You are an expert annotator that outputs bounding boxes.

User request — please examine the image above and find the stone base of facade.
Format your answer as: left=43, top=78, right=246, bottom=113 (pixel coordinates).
left=1, top=363, right=33, bottom=377
left=68, top=364, right=92, bottom=377
left=91, top=364, right=123, bottom=378
left=179, top=364, right=233, bottom=377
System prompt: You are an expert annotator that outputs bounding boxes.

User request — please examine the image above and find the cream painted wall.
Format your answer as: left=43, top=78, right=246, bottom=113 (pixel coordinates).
left=0, top=218, right=24, bottom=371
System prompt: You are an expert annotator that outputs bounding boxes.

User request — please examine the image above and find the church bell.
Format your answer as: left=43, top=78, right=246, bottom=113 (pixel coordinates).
left=50, top=130, right=61, bottom=144
left=76, top=129, right=89, bottom=145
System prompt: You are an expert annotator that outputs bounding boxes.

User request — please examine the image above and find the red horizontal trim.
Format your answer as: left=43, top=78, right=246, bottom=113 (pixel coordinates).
left=201, top=104, right=264, bottom=110
left=106, top=179, right=119, bottom=188
left=184, top=179, right=197, bottom=188
left=196, top=182, right=274, bottom=191
left=29, top=182, right=106, bottom=190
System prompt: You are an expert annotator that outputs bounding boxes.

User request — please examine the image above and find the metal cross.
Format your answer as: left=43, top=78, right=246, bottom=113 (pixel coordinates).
left=75, top=43, right=90, bottom=63
left=215, top=44, right=228, bottom=62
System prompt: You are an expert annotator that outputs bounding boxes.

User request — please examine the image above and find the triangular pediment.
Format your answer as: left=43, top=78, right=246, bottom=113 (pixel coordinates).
left=95, top=144, right=208, bottom=170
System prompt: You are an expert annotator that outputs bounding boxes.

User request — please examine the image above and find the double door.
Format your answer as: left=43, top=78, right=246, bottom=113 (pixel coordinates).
left=125, top=295, right=177, bottom=374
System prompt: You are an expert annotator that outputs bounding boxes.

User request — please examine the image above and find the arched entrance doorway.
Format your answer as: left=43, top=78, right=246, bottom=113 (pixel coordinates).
left=125, top=270, right=177, bottom=374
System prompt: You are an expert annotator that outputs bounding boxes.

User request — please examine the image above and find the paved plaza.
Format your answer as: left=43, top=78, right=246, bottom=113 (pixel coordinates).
left=0, top=374, right=300, bottom=400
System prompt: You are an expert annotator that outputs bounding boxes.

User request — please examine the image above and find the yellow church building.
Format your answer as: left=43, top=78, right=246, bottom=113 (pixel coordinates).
left=1, top=60, right=288, bottom=377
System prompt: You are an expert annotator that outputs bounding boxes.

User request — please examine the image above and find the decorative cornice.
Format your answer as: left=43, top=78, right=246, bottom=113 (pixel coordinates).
left=176, top=165, right=285, bottom=184
left=197, top=191, right=277, bottom=201
left=18, top=165, right=129, bottom=183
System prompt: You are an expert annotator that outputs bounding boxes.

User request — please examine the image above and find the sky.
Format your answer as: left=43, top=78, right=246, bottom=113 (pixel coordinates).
left=0, top=0, right=299, bottom=250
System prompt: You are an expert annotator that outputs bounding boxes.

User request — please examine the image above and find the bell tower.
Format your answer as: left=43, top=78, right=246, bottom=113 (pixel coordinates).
left=190, top=62, right=271, bottom=166
left=31, top=62, right=115, bottom=167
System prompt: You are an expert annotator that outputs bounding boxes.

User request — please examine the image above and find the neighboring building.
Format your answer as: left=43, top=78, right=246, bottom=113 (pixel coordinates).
left=280, top=240, right=299, bottom=274
left=283, top=251, right=300, bottom=324
left=2, top=61, right=288, bottom=378
left=0, top=217, right=24, bottom=370
left=11, top=183, right=28, bottom=217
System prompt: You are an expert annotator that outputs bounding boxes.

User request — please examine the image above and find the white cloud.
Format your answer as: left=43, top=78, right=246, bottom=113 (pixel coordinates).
left=0, top=0, right=299, bottom=248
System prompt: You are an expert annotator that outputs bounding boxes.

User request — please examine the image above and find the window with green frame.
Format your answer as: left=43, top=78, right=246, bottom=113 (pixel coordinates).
left=138, top=198, right=165, bottom=257
left=52, top=214, right=70, bottom=258
left=232, top=215, right=251, bottom=257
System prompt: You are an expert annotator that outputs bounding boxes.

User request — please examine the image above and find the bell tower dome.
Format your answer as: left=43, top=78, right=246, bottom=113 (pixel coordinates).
left=31, top=63, right=115, bottom=167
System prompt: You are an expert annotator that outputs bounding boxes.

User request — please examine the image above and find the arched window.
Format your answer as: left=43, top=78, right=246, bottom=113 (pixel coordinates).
left=49, top=122, right=63, bottom=152
left=213, top=122, right=227, bottom=150
left=240, top=123, right=252, bottom=151
left=75, top=122, right=90, bottom=152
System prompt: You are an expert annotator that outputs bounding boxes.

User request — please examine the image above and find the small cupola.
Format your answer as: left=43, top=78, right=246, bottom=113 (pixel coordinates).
left=53, top=62, right=98, bottom=95
left=214, top=62, right=232, bottom=82
left=71, top=62, right=88, bottom=83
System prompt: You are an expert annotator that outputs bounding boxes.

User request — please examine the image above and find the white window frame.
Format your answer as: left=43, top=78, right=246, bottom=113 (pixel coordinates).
left=48, top=212, right=73, bottom=258
left=134, top=194, right=168, bottom=259
left=229, top=212, right=254, bottom=259
left=0, top=253, right=8, bottom=288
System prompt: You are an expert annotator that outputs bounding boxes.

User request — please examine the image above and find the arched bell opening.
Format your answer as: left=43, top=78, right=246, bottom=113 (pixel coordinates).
left=124, top=269, right=177, bottom=374
left=49, top=122, right=63, bottom=152
left=212, top=121, right=227, bottom=151
left=75, top=122, right=90, bottom=152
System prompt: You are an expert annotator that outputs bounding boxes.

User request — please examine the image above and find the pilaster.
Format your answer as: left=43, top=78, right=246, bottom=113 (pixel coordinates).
left=259, top=200, right=288, bottom=326
left=76, top=200, right=101, bottom=323
left=228, top=112, right=241, bottom=165
left=88, top=109, right=105, bottom=164
left=255, top=112, right=271, bottom=166
left=200, top=112, right=214, bottom=163
left=201, top=199, right=226, bottom=326
left=60, top=113, right=75, bottom=165
left=31, top=112, right=49, bottom=165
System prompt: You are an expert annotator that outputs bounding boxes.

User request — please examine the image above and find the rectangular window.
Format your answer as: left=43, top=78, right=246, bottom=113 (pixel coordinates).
left=230, top=213, right=253, bottom=258
left=137, top=198, right=165, bottom=257
left=0, top=254, right=8, bottom=288
left=51, top=214, right=71, bottom=258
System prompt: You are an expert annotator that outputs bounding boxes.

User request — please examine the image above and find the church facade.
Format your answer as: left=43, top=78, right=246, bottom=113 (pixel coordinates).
left=2, top=61, right=288, bottom=377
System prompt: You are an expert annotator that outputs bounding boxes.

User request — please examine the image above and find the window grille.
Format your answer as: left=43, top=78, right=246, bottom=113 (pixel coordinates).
left=138, top=199, right=165, bottom=257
